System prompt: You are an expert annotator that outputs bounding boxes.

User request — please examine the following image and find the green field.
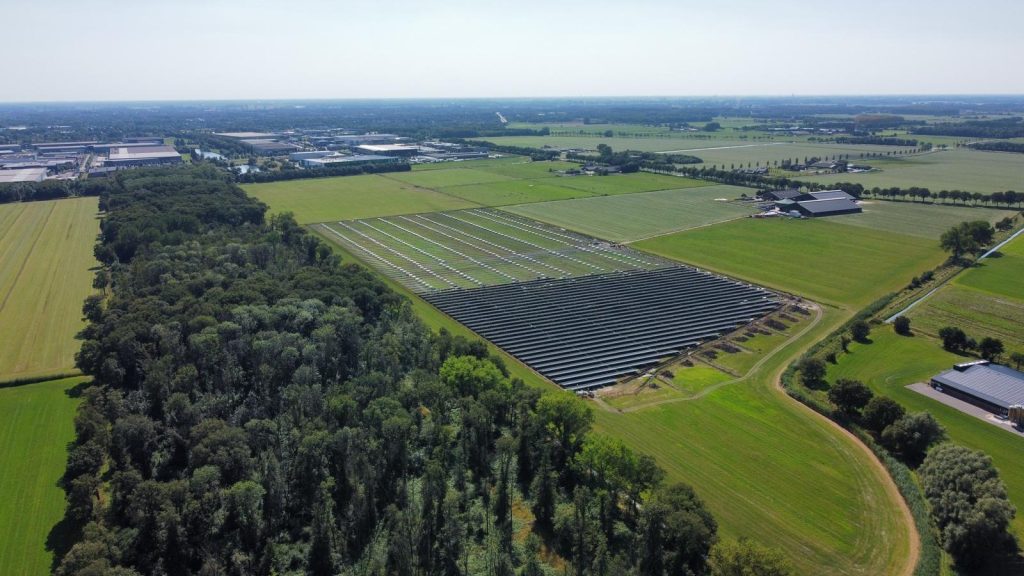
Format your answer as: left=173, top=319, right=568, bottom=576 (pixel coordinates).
left=596, top=308, right=913, bottom=576
left=388, top=167, right=515, bottom=187
left=505, top=185, right=757, bottom=242
left=908, top=233, right=1024, bottom=355
left=0, top=198, right=100, bottom=380
left=796, top=149, right=1024, bottom=193
left=553, top=172, right=707, bottom=196
left=633, top=218, right=947, bottom=308
left=830, top=200, right=1018, bottom=239
left=440, top=179, right=595, bottom=205
left=0, top=377, right=84, bottom=575
left=243, top=174, right=479, bottom=224
left=827, top=331, right=1024, bottom=538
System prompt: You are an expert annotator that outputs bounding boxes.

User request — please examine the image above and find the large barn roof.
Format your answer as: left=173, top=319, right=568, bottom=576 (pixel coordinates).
left=795, top=198, right=860, bottom=214
left=932, top=362, right=1024, bottom=409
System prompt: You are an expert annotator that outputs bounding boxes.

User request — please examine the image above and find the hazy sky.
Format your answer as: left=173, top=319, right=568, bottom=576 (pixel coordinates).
left=3, top=0, right=1023, bottom=102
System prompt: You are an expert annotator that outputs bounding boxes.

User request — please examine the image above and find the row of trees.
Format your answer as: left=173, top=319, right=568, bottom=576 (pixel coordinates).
left=936, top=326, right=1012, bottom=362
left=57, top=165, right=761, bottom=576
left=230, top=160, right=411, bottom=184
left=966, top=141, right=1024, bottom=154
left=0, top=177, right=114, bottom=205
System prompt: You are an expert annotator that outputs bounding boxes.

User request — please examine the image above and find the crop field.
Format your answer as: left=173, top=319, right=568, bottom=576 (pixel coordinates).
left=828, top=331, right=1024, bottom=538
left=830, top=200, right=1018, bottom=239
left=0, top=376, right=84, bottom=576
left=633, top=218, right=947, bottom=309
left=317, top=208, right=671, bottom=292
left=243, top=174, right=478, bottom=224
left=796, top=149, right=1024, bottom=193
left=505, top=185, right=758, bottom=242
left=908, top=233, right=1024, bottom=355
left=0, top=198, right=100, bottom=381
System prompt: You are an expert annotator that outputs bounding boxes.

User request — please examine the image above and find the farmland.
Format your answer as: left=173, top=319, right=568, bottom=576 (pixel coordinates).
left=827, top=331, right=1024, bottom=539
left=0, top=377, right=84, bottom=576
left=796, top=149, right=1024, bottom=193
left=505, top=185, right=757, bottom=242
left=830, top=200, right=1018, bottom=239
left=0, top=198, right=100, bottom=381
left=633, top=218, right=946, bottom=308
left=243, top=159, right=712, bottom=223
left=908, top=233, right=1024, bottom=355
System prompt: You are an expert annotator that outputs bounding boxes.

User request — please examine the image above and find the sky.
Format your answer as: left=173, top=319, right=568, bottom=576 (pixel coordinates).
left=3, top=0, right=1023, bottom=102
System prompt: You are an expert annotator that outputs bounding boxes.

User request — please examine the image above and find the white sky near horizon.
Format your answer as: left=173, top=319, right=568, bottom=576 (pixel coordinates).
left=2, top=0, right=1023, bottom=102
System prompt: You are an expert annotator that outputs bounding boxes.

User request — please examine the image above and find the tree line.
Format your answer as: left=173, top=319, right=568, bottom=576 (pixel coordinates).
left=967, top=141, right=1024, bottom=154
left=0, top=177, right=114, bottom=205
left=913, top=117, right=1024, bottom=139
left=57, top=165, right=783, bottom=576
left=231, top=160, right=411, bottom=184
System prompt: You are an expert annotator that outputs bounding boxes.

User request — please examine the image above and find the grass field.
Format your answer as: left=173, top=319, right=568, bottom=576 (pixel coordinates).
left=243, top=174, right=479, bottom=224
left=504, top=185, right=757, bottom=242
left=439, top=179, right=595, bottom=205
left=0, top=198, right=100, bottom=381
left=796, top=149, right=1024, bottom=194
left=908, top=233, right=1024, bottom=355
left=317, top=208, right=669, bottom=292
left=633, top=218, right=947, bottom=309
left=827, top=331, right=1024, bottom=539
left=830, top=200, right=1018, bottom=239
left=0, top=377, right=84, bottom=575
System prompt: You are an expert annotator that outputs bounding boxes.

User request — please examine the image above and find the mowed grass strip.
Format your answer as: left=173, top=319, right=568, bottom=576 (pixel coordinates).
left=830, top=201, right=1018, bottom=239
left=633, top=218, right=946, bottom=308
left=243, top=174, right=479, bottom=224
left=827, top=331, right=1024, bottom=538
left=0, top=198, right=100, bottom=380
left=504, top=185, right=757, bottom=242
left=0, top=377, right=84, bottom=576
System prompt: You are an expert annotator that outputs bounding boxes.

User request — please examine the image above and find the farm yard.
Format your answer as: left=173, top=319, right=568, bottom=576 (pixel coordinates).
left=0, top=198, right=100, bottom=381
left=317, top=208, right=671, bottom=292
left=0, top=377, right=84, bottom=576
left=828, top=331, right=1024, bottom=539
left=908, top=232, right=1024, bottom=356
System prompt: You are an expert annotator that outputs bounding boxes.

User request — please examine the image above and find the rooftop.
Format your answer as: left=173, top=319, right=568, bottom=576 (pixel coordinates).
left=214, top=132, right=279, bottom=139
left=808, top=190, right=855, bottom=201
left=0, top=167, right=47, bottom=183
left=108, top=145, right=181, bottom=161
left=357, top=144, right=420, bottom=152
left=933, top=362, right=1024, bottom=410
left=795, top=198, right=861, bottom=214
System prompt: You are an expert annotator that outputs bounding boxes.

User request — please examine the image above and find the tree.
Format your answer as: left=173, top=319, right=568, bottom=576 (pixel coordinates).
left=798, top=357, right=827, bottom=388
left=708, top=538, right=793, bottom=576
left=642, top=483, right=717, bottom=576
left=920, top=444, right=1016, bottom=567
left=881, top=412, right=945, bottom=465
left=940, top=226, right=978, bottom=260
left=536, top=392, right=594, bottom=468
left=938, top=326, right=969, bottom=352
left=862, top=396, right=905, bottom=434
left=828, top=379, right=873, bottom=417
left=978, top=337, right=1004, bottom=361
left=849, top=320, right=871, bottom=343
left=893, top=316, right=911, bottom=336
left=1010, top=351, right=1024, bottom=371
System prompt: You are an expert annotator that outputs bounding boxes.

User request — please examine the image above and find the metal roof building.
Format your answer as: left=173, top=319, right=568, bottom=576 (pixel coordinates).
left=931, top=361, right=1024, bottom=416
left=808, top=190, right=856, bottom=202
left=105, top=145, right=182, bottom=167
left=0, top=167, right=48, bottom=183
left=793, top=198, right=862, bottom=217
left=301, top=154, right=401, bottom=168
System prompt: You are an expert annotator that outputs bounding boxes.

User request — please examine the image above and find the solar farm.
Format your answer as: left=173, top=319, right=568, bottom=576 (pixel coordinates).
left=318, top=207, right=781, bottom=389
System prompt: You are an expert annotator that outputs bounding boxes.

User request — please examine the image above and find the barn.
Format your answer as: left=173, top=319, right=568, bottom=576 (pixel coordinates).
left=931, top=361, right=1024, bottom=418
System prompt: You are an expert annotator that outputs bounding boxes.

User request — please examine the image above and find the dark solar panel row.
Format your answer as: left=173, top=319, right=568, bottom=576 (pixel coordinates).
left=424, top=267, right=780, bottom=390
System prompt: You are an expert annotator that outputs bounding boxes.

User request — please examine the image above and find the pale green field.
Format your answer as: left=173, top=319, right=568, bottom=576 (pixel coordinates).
left=0, top=377, right=84, bottom=576
left=504, top=185, right=757, bottom=242
left=830, top=200, right=1018, bottom=239
left=633, top=218, right=947, bottom=309
left=0, top=198, right=100, bottom=380
left=244, top=174, right=479, bottom=224
left=796, top=149, right=1024, bottom=193
left=387, top=167, right=515, bottom=187
left=439, top=180, right=594, bottom=206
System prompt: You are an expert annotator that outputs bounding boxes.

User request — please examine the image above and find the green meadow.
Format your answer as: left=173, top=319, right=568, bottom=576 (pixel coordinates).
left=0, top=377, right=85, bottom=576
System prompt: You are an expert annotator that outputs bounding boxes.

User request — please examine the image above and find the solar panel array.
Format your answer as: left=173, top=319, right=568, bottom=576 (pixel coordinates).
left=424, top=266, right=780, bottom=390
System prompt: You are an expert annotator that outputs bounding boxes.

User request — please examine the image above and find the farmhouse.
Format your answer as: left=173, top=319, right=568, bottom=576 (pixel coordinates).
left=931, top=361, right=1024, bottom=418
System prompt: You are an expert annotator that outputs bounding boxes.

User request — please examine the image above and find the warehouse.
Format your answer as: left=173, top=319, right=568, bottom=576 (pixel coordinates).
left=242, top=140, right=302, bottom=155
left=791, top=197, right=862, bottom=217
left=104, top=145, right=182, bottom=167
left=0, top=167, right=48, bottom=183
left=300, top=154, right=401, bottom=169
left=356, top=143, right=421, bottom=157
left=806, top=190, right=856, bottom=202
left=931, top=361, right=1024, bottom=418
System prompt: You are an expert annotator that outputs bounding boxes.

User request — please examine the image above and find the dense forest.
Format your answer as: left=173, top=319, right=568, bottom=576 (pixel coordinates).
left=56, top=166, right=726, bottom=575
left=913, top=117, right=1024, bottom=139
left=967, top=141, right=1024, bottom=154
